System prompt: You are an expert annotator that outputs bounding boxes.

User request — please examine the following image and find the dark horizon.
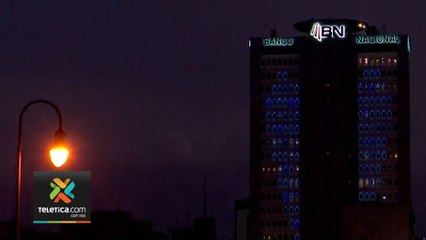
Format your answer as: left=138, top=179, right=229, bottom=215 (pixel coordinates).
left=1, top=1, right=425, bottom=239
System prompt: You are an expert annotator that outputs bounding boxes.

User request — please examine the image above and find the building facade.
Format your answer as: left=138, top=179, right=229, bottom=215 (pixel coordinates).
left=249, top=19, right=413, bottom=240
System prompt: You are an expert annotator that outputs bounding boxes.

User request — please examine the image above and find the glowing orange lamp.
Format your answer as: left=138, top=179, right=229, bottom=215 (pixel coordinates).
left=49, top=129, right=69, bottom=168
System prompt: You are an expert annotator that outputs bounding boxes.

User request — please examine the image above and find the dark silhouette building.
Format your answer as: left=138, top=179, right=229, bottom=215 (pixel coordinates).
left=234, top=198, right=250, bottom=240
left=249, top=19, right=413, bottom=240
left=60, top=210, right=169, bottom=240
left=168, top=217, right=216, bottom=240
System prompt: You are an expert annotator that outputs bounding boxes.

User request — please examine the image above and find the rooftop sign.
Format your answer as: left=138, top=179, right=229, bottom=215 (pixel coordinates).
left=355, top=35, right=401, bottom=45
left=310, top=22, right=346, bottom=42
left=263, top=37, right=295, bottom=47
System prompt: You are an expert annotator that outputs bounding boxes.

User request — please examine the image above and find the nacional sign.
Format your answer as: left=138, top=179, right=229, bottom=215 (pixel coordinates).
left=263, top=37, right=295, bottom=47
left=310, top=22, right=346, bottom=42
left=355, top=35, right=401, bottom=45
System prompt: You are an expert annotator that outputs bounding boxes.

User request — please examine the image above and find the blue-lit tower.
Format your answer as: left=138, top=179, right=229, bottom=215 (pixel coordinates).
left=249, top=19, right=413, bottom=240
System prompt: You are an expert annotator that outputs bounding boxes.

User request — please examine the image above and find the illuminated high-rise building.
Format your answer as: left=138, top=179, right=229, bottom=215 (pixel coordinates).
left=249, top=19, right=413, bottom=240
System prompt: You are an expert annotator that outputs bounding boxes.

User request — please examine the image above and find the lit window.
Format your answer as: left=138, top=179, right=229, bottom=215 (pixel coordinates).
left=283, top=192, right=289, bottom=203
left=359, top=179, right=364, bottom=188
left=289, top=179, right=294, bottom=189
left=363, top=70, right=369, bottom=79
left=359, top=192, right=364, bottom=201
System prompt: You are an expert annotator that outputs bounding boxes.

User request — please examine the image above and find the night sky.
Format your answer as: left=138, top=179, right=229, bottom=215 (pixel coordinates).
left=0, top=1, right=425, bottom=239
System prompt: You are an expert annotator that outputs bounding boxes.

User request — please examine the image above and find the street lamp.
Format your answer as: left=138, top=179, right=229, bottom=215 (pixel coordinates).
left=16, top=99, right=69, bottom=240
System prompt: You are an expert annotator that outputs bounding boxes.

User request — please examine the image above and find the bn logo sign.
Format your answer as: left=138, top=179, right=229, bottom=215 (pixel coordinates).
left=310, top=22, right=346, bottom=42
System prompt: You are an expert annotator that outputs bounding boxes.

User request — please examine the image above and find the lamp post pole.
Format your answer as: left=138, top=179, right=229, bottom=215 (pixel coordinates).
left=16, top=99, right=64, bottom=240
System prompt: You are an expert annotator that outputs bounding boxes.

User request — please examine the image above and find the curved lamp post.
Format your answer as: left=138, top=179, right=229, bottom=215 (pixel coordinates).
left=16, top=99, right=69, bottom=240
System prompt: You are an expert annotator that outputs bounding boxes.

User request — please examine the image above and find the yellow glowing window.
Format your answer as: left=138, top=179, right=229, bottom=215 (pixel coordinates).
left=359, top=179, right=364, bottom=188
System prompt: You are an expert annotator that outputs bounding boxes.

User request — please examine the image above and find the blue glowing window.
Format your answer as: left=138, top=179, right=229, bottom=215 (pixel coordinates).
left=295, top=233, right=301, bottom=240
left=359, top=192, right=363, bottom=201
left=287, top=98, right=293, bottom=108
left=283, top=192, right=289, bottom=203
left=277, top=179, right=283, bottom=188
left=294, top=84, right=300, bottom=93
left=369, top=83, right=375, bottom=93
left=295, top=98, right=300, bottom=107
left=363, top=70, right=369, bottom=79
left=272, top=112, right=277, bottom=120
left=370, top=70, right=375, bottom=79
left=277, top=125, right=283, bottom=134
left=283, top=125, right=288, bottom=134
left=265, top=99, right=270, bottom=108
left=277, top=71, right=289, bottom=80
left=272, top=152, right=277, bottom=161
left=278, top=138, right=283, bottom=148
left=289, top=206, right=294, bottom=215
left=358, top=83, right=363, bottom=92
left=283, top=179, right=288, bottom=188
left=289, top=179, right=294, bottom=189
left=295, top=206, right=300, bottom=215
left=294, top=219, right=300, bottom=229
left=283, top=152, right=289, bottom=160
left=266, top=112, right=271, bottom=120
left=375, top=69, right=381, bottom=79
left=283, top=165, right=289, bottom=174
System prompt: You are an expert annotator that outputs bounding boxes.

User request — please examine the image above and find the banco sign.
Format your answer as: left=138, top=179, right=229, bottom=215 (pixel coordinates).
left=310, top=22, right=346, bottom=42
